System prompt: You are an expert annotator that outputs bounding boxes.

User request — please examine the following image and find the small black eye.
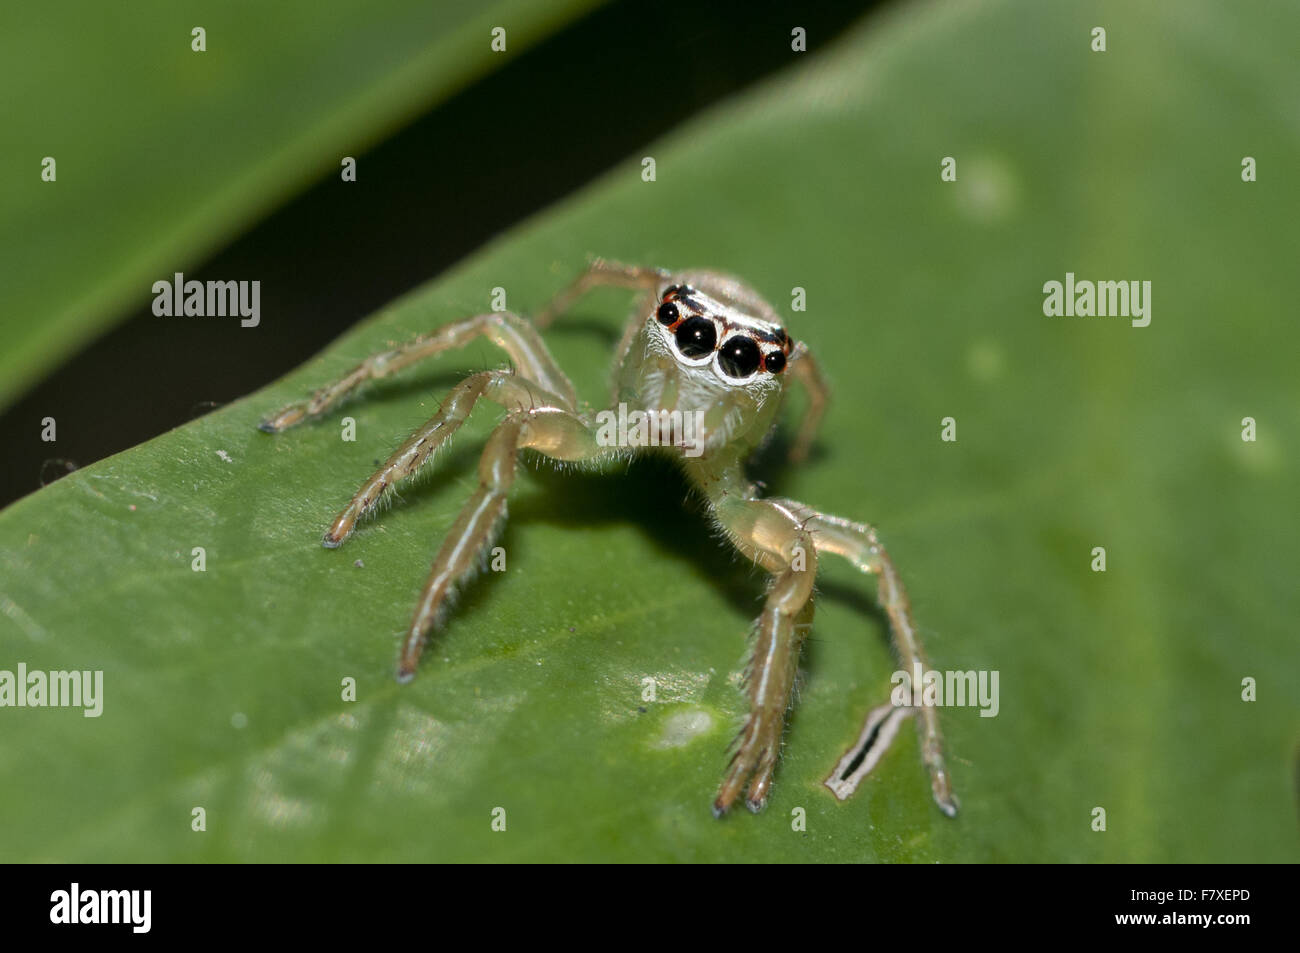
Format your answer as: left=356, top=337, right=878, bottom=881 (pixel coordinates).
left=674, top=316, right=716, bottom=357
left=656, top=301, right=679, bottom=325
left=718, top=336, right=761, bottom=378
left=764, top=351, right=786, bottom=374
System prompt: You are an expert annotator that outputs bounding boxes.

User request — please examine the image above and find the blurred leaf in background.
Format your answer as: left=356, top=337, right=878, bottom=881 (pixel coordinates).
left=0, top=0, right=602, bottom=410
left=0, top=0, right=1297, bottom=862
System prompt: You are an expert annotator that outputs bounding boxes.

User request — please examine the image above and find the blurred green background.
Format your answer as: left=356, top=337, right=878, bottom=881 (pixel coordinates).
left=0, top=0, right=1296, bottom=862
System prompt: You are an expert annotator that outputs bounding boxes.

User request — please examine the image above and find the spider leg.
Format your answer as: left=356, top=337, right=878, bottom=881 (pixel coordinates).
left=396, top=406, right=607, bottom=681
left=795, top=507, right=958, bottom=817
left=259, top=311, right=576, bottom=432
left=531, top=258, right=666, bottom=330
left=786, top=342, right=828, bottom=464
left=322, top=371, right=566, bottom=547
left=709, top=496, right=819, bottom=815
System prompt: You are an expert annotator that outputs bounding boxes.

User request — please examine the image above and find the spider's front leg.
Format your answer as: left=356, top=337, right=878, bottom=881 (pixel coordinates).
left=396, top=405, right=608, bottom=681
left=320, top=370, right=567, bottom=547
left=258, top=311, right=576, bottom=433
left=711, top=496, right=820, bottom=815
left=531, top=258, right=665, bottom=330
left=785, top=342, right=828, bottom=464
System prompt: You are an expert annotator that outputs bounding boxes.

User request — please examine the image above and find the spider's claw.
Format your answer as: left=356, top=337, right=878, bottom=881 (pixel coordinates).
left=931, top=771, right=959, bottom=817
left=258, top=404, right=308, bottom=433
left=745, top=769, right=774, bottom=812
left=322, top=509, right=360, bottom=548
left=713, top=746, right=758, bottom=819
left=395, top=654, right=421, bottom=684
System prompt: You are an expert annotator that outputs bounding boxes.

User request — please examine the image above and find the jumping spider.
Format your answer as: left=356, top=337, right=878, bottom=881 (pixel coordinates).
left=260, top=260, right=958, bottom=818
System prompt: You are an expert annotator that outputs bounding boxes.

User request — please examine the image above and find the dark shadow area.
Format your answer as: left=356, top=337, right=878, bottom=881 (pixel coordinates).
left=467, top=452, right=889, bottom=650
left=0, top=0, right=885, bottom=508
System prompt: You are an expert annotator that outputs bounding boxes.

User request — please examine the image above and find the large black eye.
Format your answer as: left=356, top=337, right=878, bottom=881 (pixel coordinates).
left=674, top=316, right=716, bottom=357
left=656, top=301, right=679, bottom=325
left=718, top=335, right=761, bottom=377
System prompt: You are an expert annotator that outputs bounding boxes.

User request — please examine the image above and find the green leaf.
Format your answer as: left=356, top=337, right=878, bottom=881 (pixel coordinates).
left=0, top=0, right=603, bottom=411
left=2, top=0, right=1297, bottom=862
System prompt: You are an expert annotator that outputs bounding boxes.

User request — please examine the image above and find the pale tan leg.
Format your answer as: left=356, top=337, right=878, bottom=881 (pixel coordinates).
left=801, top=510, right=958, bottom=817
left=710, top=497, right=819, bottom=815
left=397, top=407, right=606, bottom=681
left=532, top=258, right=666, bottom=330
left=786, top=342, right=828, bottom=463
left=259, top=312, right=576, bottom=432
left=322, top=371, right=566, bottom=547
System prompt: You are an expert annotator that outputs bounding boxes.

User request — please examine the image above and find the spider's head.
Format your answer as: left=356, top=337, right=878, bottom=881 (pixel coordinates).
left=650, top=283, right=793, bottom=387
left=622, top=277, right=798, bottom=459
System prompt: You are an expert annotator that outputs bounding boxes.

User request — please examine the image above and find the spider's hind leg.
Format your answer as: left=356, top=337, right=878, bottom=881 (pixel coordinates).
left=800, top=509, right=958, bottom=817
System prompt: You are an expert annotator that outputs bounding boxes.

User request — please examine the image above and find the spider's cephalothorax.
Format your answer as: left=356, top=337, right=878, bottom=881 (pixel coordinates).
left=625, top=281, right=793, bottom=462
left=260, top=260, right=957, bottom=819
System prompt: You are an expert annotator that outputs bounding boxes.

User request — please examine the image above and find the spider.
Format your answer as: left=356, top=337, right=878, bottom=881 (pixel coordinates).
left=259, top=260, right=957, bottom=818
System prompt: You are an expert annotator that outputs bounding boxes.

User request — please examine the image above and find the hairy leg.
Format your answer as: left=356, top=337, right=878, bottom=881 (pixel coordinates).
left=531, top=258, right=666, bottom=330
left=533, top=259, right=669, bottom=405
left=397, top=406, right=607, bottom=681
left=322, top=371, right=569, bottom=547
left=797, top=508, right=958, bottom=817
left=785, top=342, right=828, bottom=463
left=710, top=496, right=819, bottom=815
left=259, top=311, right=576, bottom=432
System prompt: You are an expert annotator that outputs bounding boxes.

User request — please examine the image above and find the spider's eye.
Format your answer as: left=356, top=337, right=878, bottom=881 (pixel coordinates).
left=674, top=316, right=716, bottom=357
left=718, top=336, right=761, bottom=378
left=763, top=351, right=786, bottom=374
left=657, top=301, right=679, bottom=325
